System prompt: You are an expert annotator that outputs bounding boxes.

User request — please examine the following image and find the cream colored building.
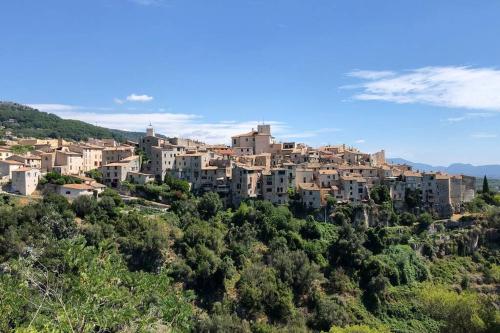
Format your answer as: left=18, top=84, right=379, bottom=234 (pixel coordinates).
left=0, top=159, right=23, bottom=178
left=231, top=124, right=273, bottom=156
left=70, top=144, right=104, bottom=171
left=0, top=147, right=12, bottom=161
left=55, top=150, right=84, bottom=175
left=262, top=168, right=289, bottom=205
left=150, top=145, right=185, bottom=179
left=339, top=176, right=367, bottom=203
left=58, top=183, right=96, bottom=200
left=7, top=154, right=42, bottom=169
left=11, top=167, right=40, bottom=195
left=318, top=169, right=338, bottom=188
left=231, top=164, right=263, bottom=205
left=298, top=183, right=323, bottom=209
left=102, top=146, right=135, bottom=165
left=101, top=155, right=141, bottom=187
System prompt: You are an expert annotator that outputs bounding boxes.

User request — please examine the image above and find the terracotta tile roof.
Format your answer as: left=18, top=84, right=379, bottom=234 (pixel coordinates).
left=61, top=183, right=94, bottom=190
left=0, top=160, right=23, bottom=165
left=13, top=167, right=37, bottom=172
left=299, top=183, right=320, bottom=190
left=403, top=171, right=422, bottom=177
left=231, top=131, right=257, bottom=138
left=319, top=170, right=338, bottom=175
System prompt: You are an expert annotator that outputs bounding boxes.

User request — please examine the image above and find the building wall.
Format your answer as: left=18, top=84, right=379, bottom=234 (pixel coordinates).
left=139, top=136, right=164, bottom=158
left=70, top=145, right=103, bottom=171
left=59, top=187, right=94, bottom=200
left=262, top=169, right=289, bottom=204
left=102, top=147, right=134, bottom=165
left=231, top=165, right=262, bottom=205
left=300, top=187, right=321, bottom=209
left=41, top=152, right=56, bottom=172
left=11, top=169, right=40, bottom=195
left=0, top=162, right=21, bottom=178
left=0, top=150, right=12, bottom=161
left=150, top=146, right=184, bottom=179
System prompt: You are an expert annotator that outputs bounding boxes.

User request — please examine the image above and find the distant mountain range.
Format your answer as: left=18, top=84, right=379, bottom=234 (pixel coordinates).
left=388, top=158, right=500, bottom=179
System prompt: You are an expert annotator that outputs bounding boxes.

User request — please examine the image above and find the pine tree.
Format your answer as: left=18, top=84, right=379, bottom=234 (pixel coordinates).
left=482, top=175, right=490, bottom=194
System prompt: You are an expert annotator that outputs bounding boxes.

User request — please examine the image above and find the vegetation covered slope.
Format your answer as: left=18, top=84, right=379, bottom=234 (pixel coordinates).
left=0, top=102, right=144, bottom=141
left=1, top=178, right=499, bottom=332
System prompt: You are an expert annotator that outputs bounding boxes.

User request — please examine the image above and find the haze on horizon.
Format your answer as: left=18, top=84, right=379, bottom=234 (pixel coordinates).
left=1, top=0, right=500, bottom=165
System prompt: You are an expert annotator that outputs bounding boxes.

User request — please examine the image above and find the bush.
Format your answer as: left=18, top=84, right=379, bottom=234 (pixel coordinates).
left=197, top=192, right=223, bottom=220
left=71, top=195, right=97, bottom=218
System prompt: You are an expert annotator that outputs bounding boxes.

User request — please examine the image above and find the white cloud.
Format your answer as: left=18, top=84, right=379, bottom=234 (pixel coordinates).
left=114, top=98, right=124, bottom=105
left=355, top=139, right=366, bottom=144
left=26, top=102, right=339, bottom=144
left=126, top=94, right=154, bottom=102
left=43, top=107, right=288, bottom=144
left=27, top=104, right=79, bottom=112
left=347, top=66, right=500, bottom=111
left=470, top=133, right=497, bottom=139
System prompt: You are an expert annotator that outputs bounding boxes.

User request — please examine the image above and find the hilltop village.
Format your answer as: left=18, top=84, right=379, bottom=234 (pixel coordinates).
left=0, top=124, right=475, bottom=218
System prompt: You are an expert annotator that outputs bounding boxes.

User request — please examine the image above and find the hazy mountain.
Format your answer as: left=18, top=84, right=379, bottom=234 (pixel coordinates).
left=388, top=158, right=500, bottom=178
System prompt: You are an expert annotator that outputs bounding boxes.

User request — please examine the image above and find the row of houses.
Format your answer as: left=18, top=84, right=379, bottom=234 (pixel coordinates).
left=136, top=124, right=475, bottom=218
left=0, top=124, right=476, bottom=218
left=0, top=137, right=137, bottom=197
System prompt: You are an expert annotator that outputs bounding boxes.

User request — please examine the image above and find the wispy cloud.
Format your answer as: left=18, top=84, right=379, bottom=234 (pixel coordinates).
left=27, top=103, right=79, bottom=112
left=470, top=133, right=497, bottom=139
left=444, top=112, right=496, bottom=123
left=355, top=139, right=366, bottom=144
left=128, top=0, right=163, bottom=6
left=279, top=128, right=341, bottom=139
left=346, top=66, right=500, bottom=111
left=126, top=93, right=154, bottom=102
left=56, top=110, right=284, bottom=144
left=26, top=102, right=342, bottom=144
left=348, top=70, right=395, bottom=80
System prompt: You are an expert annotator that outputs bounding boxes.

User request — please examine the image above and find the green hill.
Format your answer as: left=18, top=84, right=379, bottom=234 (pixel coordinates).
left=0, top=102, right=144, bottom=142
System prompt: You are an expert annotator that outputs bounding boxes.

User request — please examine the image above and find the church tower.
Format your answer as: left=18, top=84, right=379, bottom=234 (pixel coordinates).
left=146, top=123, right=155, bottom=137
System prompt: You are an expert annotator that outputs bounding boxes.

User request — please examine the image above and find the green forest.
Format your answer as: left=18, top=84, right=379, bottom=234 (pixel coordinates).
left=0, top=102, right=143, bottom=142
left=1, top=176, right=499, bottom=333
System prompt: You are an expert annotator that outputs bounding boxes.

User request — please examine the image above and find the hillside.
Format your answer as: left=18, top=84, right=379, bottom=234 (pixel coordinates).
left=388, top=157, right=500, bottom=179
left=0, top=102, right=144, bottom=142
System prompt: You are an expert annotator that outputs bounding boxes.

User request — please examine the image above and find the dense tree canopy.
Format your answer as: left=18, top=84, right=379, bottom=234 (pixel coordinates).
left=0, top=182, right=499, bottom=332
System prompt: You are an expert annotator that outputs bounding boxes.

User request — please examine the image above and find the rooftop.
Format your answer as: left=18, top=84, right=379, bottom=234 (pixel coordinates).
left=61, top=183, right=94, bottom=190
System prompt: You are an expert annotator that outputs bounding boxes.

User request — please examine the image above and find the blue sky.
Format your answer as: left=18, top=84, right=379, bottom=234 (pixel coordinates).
left=1, top=0, right=500, bottom=165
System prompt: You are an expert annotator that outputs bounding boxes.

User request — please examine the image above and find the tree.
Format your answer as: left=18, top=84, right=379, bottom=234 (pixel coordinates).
left=370, top=185, right=391, bottom=205
left=400, top=212, right=417, bottom=226
left=405, top=188, right=422, bottom=210
left=482, top=175, right=490, bottom=194
left=197, top=192, right=223, bottom=220
left=237, top=263, right=294, bottom=323
left=330, top=325, right=390, bottom=333
left=71, top=195, right=98, bottom=218
left=418, top=283, right=499, bottom=333
left=417, top=213, right=433, bottom=233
